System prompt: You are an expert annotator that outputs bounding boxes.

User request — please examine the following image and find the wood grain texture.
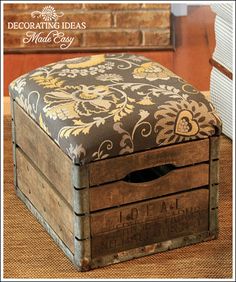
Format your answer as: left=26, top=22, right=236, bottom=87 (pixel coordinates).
left=89, top=163, right=209, bottom=211
left=91, top=189, right=209, bottom=257
left=16, top=187, right=74, bottom=263
left=91, top=188, right=209, bottom=236
left=89, top=139, right=209, bottom=186
left=10, top=97, right=17, bottom=191
left=209, top=136, right=220, bottom=233
left=91, top=230, right=216, bottom=270
left=211, top=160, right=220, bottom=184
left=210, top=136, right=220, bottom=159
left=4, top=115, right=232, bottom=278
left=14, top=102, right=73, bottom=205
left=16, top=148, right=74, bottom=252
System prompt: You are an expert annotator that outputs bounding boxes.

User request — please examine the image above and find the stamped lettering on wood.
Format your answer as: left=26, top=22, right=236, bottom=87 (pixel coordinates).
left=91, top=190, right=209, bottom=257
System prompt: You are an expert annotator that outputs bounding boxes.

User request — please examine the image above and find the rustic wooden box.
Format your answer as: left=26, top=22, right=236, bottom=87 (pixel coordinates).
left=9, top=53, right=221, bottom=271
left=11, top=100, right=220, bottom=271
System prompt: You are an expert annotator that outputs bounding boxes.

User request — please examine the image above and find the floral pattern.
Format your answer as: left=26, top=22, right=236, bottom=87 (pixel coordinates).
left=133, top=62, right=176, bottom=81
left=43, top=85, right=115, bottom=120
left=9, top=53, right=222, bottom=164
left=154, top=99, right=219, bottom=145
left=67, top=144, right=86, bottom=163
left=96, top=74, right=123, bottom=82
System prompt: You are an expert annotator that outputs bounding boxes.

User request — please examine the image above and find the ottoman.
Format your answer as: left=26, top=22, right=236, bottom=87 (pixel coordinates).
left=9, top=53, right=222, bottom=271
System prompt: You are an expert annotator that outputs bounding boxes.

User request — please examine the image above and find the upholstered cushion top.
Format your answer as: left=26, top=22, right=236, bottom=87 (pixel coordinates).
left=9, top=53, right=222, bottom=164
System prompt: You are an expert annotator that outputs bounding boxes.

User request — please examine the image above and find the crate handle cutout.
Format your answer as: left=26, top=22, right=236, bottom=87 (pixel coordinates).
left=123, top=164, right=175, bottom=184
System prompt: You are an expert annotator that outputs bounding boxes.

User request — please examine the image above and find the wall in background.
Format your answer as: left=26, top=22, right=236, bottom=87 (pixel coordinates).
left=4, top=3, right=173, bottom=52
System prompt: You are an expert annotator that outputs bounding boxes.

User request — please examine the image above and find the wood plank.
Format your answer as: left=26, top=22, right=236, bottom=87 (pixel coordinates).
left=16, top=148, right=74, bottom=252
left=89, top=139, right=209, bottom=186
left=90, top=163, right=209, bottom=211
left=16, top=188, right=74, bottom=263
left=14, top=102, right=73, bottom=204
left=210, top=184, right=219, bottom=210
left=91, top=189, right=209, bottom=257
left=209, top=209, right=218, bottom=233
left=210, top=136, right=220, bottom=159
left=211, top=160, right=220, bottom=185
left=91, top=188, right=209, bottom=236
left=91, top=231, right=216, bottom=269
left=10, top=97, right=17, bottom=192
left=209, top=136, right=220, bottom=233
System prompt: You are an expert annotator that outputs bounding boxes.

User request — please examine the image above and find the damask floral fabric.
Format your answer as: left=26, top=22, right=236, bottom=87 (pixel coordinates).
left=9, top=53, right=222, bottom=164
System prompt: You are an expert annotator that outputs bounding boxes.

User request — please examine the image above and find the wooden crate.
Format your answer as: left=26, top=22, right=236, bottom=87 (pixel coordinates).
left=11, top=99, right=220, bottom=271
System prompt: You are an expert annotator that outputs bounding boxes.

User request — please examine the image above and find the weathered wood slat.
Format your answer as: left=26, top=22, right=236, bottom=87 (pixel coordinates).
left=211, top=160, right=220, bottom=184
left=91, top=189, right=209, bottom=257
left=210, top=184, right=219, bottom=210
left=10, top=97, right=17, bottom=191
left=16, top=187, right=74, bottom=262
left=89, top=139, right=210, bottom=186
left=91, top=230, right=216, bottom=269
left=91, top=189, right=209, bottom=236
left=209, top=136, right=220, bottom=233
left=14, top=102, right=73, bottom=204
left=210, top=136, right=220, bottom=159
left=89, top=163, right=209, bottom=211
left=72, top=165, right=91, bottom=267
left=16, top=148, right=74, bottom=252
left=209, top=208, right=218, bottom=233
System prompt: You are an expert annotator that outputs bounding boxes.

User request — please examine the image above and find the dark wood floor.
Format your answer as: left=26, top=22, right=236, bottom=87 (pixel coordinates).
left=4, top=6, right=216, bottom=96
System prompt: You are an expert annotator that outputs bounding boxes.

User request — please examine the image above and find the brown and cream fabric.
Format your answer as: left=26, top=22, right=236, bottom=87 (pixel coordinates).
left=9, top=53, right=222, bottom=164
